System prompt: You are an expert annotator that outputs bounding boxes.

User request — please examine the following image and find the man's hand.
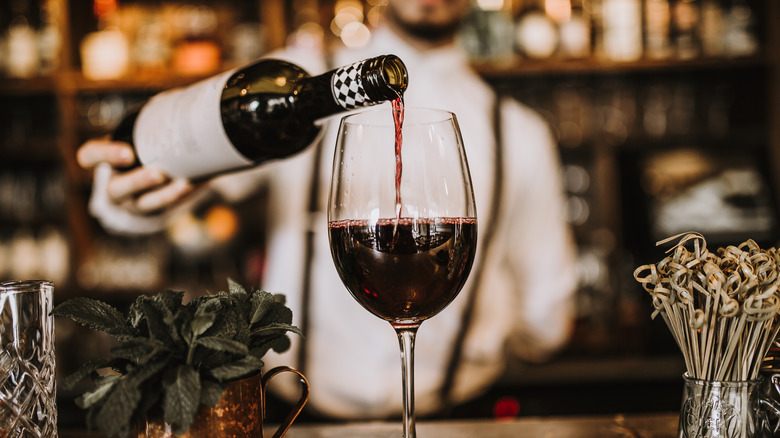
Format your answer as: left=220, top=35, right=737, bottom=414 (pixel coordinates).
left=77, top=138, right=196, bottom=214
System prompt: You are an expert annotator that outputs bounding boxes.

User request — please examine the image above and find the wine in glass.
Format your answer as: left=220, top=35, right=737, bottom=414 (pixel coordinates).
left=328, top=106, right=477, bottom=437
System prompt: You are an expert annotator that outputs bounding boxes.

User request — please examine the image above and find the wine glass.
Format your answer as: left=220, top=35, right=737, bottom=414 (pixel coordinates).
left=327, top=107, right=477, bottom=437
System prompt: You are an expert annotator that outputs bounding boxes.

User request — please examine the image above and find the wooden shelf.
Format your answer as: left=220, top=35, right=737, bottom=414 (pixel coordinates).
left=0, top=141, right=63, bottom=161
left=0, top=75, right=60, bottom=95
left=57, top=69, right=218, bottom=94
left=474, top=54, right=768, bottom=78
left=0, top=69, right=214, bottom=95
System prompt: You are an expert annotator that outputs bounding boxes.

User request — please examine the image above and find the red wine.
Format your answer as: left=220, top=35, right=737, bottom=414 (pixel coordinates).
left=328, top=217, right=477, bottom=327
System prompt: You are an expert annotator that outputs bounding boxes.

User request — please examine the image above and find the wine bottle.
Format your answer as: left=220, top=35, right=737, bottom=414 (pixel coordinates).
left=112, top=54, right=408, bottom=180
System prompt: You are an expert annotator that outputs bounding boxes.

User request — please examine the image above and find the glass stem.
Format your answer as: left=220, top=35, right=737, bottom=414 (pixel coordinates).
left=396, top=327, right=418, bottom=438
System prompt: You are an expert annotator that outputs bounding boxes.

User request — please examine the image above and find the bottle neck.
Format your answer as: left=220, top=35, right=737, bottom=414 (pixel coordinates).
left=297, top=71, right=345, bottom=121
left=298, top=55, right=408, bottom=120
left=362, top=55, right=407, bottom=102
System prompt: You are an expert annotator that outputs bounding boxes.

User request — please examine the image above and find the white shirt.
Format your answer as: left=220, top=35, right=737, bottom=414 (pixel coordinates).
left=88, top=27, right=577, bottom=419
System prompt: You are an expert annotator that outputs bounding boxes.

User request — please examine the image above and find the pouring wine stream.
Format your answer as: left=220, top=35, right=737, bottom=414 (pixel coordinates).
left=392, top=96, right=405, bottom=245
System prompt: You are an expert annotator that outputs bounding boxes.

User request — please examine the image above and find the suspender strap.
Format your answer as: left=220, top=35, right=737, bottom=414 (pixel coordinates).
left=297, top=137, right=324, bottom=377
left=297, top=53, right=335, bottom=378
left=438, top=94, right=504, bottom=410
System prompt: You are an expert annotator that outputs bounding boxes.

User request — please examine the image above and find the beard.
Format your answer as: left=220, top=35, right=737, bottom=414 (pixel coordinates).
left=385, top=5, right=465, bottom=42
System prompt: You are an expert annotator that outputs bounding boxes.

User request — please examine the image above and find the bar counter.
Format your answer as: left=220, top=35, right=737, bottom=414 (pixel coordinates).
left=274, top=413, right=679, bottom=437
left=60, top=412, right=679, bottom=438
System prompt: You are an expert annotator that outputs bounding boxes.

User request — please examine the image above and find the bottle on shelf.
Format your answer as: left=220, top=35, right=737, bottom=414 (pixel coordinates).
left=601, top=0, right=643, bottom=62
left=80, top=0, right=130, bottom=80
left=171, top=4, right=221, bottom=76
left=457, top=0, right=515, bottom=64
left=699, top=0, right=725, bottom=57
left=558, top=0, right=592, bottom=59
left=671, top=0, right=701, bottom=60
left=644, top=0, right=672, bottom=59
left=112, top=54, right=408, bottom=180
left=37, top=0, right=62, bottom=74
left=723, top=0, right=758, bottom=57
left=514, top=0, right=559, bottom=60
left=131, top=7, right=172, bottom=75
left=5, top=16, right=40, bottom=78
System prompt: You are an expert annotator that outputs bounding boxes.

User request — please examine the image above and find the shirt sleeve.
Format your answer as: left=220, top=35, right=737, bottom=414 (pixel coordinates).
left=500, top=99, right=578, bottom=363
left=87, top=161, right=272, bottom=236
left=88, top=163, right=172, bottom=235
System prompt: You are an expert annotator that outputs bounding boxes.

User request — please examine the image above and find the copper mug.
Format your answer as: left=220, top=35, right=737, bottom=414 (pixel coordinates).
left=138, top=366, right=309, bottom=438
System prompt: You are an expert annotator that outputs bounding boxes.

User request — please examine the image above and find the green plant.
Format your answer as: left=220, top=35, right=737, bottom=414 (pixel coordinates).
left=53, top=280, right=302, bottom=437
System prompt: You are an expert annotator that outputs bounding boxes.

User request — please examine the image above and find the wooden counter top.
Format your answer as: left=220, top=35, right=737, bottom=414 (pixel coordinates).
left=271, top=412, right=679, bottom=438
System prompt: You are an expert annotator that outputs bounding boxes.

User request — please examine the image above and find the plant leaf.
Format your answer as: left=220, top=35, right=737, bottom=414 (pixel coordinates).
left=125, top=355, right=172, bottom=387
left=95, top=377, right=143, bottom=438
left=251, top=335, right=292, bottom=358
left=133, top=380, right=165, bottom=430
left=227, top=278, right=247, bottom=296
left=52, top=298, right=132, bottom=338
left=271, top=336, right=292, bottom=354
left=190, top=311, right=217, bottom=339
left=110, top=337, right=166, bottom=365
left=163, top=365, right=201, bottom=435
left=206, top=307, right=241, bottom=342
left=171, top=307, right=195, bottom=348
left=153, top=289, right=185, bottom=313
left=141, top=300, right=178, bottom=346
left=250, top=290, right=277, bottom=324
left=251, top=295, right=294, bottom=327
left=209, top=355, right=264, bottom=381
left=250, top=323, right=303, bottom=338
left=200, top=380, right=227, bottom=408
left=60, top=359, right=110, bottom=390
left=75, top=374, right=120, bottom=409
left=127, top=295, right=146, bottom=328
left=195, top=336, right=249, bottom=356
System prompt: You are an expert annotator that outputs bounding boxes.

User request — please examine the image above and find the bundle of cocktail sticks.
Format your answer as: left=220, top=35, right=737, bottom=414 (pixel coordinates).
left=634, top=232, right=780, bottom=381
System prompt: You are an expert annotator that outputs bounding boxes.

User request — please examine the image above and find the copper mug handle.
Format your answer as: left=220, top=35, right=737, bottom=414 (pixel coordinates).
left=261, top=366, right=310, bottom=438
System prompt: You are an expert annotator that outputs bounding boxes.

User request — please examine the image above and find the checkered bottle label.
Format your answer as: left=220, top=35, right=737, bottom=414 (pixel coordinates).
left=332, top=60, right=374, bottom=110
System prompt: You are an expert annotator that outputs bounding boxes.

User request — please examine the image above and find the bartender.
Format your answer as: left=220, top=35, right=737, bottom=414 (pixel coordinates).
left=76, top=0, right=577, bottom=419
